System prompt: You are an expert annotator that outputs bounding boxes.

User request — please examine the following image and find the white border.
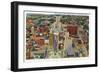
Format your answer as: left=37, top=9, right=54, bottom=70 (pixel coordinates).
left=18, top=5, right=95, bottom=68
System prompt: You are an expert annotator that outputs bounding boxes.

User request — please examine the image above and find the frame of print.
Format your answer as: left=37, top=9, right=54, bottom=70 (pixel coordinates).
left=11, top=1, right=98, bottom=72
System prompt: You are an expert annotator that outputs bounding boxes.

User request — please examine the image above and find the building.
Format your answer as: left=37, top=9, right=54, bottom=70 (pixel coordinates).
left=67, top=24, right=78, bottom=37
